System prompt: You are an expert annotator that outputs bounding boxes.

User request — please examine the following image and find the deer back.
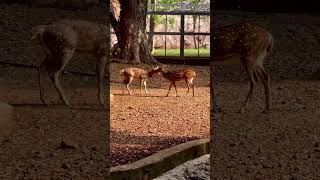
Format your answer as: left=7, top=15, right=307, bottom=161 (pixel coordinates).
left=212, top=23, right=273, bottom=58
left=54, top=19, right=108, bottom=53
left=163, top=69, right=196, bottom=81
left=121, top=67, right=148, bottom=78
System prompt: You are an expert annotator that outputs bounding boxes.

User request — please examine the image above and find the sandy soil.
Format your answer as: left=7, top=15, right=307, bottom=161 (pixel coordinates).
left=1, top=3, right=320, bottom=179
left=211, top=11, right=320, bottom=179
left=0, top=4, right=210, bottom=177
left=110, top=63, right=210, bottom=166
left=0, top=4, right=111, bottom=179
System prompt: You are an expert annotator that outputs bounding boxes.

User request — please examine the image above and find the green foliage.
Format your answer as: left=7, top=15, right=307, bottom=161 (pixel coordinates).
left=153, top=48, right=210, bottom=57
left=148, top=0, right=203, bottom=27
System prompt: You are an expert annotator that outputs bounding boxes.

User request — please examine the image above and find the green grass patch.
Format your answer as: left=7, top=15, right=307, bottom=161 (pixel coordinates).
left=153, top=48, right=210, bottom=57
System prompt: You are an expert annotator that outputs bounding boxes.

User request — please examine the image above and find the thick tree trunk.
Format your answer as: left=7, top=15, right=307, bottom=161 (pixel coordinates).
left=110, top=12, right=121, bottom=58
left=118, top=0, right=159, bottom=64
left=193, top=15, right=198, bottom=49
left=147, top=0, right=156, bottom=54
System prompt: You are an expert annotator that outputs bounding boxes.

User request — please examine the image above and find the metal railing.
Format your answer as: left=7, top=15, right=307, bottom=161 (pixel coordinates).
left=110, top=2, right=210, bottom=58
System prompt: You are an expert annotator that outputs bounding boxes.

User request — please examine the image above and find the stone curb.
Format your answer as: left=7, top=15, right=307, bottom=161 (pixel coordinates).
left=110, top=138, right=210, bottom=180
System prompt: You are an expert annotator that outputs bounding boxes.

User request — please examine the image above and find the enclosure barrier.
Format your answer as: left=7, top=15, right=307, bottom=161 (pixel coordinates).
left=110, top=138, right=209, bottom=180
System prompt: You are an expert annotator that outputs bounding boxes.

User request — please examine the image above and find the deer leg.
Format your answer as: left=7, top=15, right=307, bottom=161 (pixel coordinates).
left=240, top=59, right=256, bottom=113
left=172, top=82, right=179, bottom=97
left=38, top=59, right=48, bottom=105
left=96, top=56, right=107, bottom=106
left=122, top=80, right=125, bottom=95
left=256, top=66, right=271, bottom=112
left=143, top=80, right=148, bottom=94
left=122, top=77, right=128, bottom=95
left=187, top=84, right=190, bottom=94
left=50, top=69, right=71, bottom=107
left=166, top=82, right=172, bottom=97
left=140, top=78, right=143, bottom=94
left=192, top=83, right=195, bottom=97
left=189, top=78, right=195, bottom=97
left=126, top=77, right=133, bottom=95
left=186, top=79, right=190, bottom=94
left=48, top=50, right=74, bottom=107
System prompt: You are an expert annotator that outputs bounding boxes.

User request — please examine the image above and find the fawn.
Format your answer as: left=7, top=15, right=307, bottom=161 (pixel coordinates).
left=157, top=66, right=196, bottom=97
left=120, top=66, right=162, bottom=95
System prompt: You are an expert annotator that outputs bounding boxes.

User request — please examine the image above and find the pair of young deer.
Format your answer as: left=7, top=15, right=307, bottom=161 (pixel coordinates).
left=31, top=19, right=273, bottom=113
left=119, top=66, right=196, bottom=97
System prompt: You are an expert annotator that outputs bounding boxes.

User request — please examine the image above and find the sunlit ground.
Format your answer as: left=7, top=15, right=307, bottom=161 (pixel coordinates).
left=153, top=48, right=210, bottom=57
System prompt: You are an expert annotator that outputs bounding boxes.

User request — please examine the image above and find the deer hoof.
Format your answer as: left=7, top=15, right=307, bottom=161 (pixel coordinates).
left=65, top=103, right=72, bottom=108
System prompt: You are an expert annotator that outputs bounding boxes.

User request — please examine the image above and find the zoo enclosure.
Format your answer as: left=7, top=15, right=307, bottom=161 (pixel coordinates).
left=111, top=2, right=210, bottom=58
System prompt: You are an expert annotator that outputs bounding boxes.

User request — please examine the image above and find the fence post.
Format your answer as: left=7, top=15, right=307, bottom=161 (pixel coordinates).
left=180, top=13, right=185, bottom=57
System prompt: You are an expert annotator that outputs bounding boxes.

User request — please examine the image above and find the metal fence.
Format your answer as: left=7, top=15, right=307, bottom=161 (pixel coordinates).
left=148, top=2, right=210, bottom=57
left=110, top=2, right=210, bottom=58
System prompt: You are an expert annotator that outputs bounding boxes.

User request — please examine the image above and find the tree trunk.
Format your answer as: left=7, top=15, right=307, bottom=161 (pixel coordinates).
left=147, top=0, right=156, bottom=54
left=118, top=0, right=159, bottom=64
left=110, top=11, right=121, bottom=58
left=193, top=15, right=198, bottom=49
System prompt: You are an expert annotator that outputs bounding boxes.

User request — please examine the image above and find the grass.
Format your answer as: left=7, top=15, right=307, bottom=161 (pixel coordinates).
left=153, top=48, right=210, bottom=57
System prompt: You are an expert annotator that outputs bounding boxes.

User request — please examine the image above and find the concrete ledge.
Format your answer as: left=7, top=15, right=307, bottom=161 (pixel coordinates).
left=0, top=102, right=15, bottom=141
left=110, top=138, right=209, bottom=180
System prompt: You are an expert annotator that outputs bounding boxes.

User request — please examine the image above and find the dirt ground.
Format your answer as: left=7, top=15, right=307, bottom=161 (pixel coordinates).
left=211, top=11, right=320, bottom=179
left=0, top=4, right=209, bottom=177
left=0, top=4, right=111, bottom=179
left=110, top=63, right=210, bottom=166
left=1, top=3, right=320, bottom=179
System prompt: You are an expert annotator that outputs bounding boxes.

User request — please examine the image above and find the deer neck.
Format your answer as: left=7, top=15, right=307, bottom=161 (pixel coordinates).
left=147, top=70, right=157, bottom=78
left=161, top=71, right=171, bottom=79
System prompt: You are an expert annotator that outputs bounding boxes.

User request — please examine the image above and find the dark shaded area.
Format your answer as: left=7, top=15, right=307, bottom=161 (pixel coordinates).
left=111, top=130, right=199, bottom=166
left=214, top=0, right=319, bottom=13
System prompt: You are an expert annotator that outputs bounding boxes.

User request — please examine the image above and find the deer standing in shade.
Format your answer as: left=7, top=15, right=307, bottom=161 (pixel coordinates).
left=31, top=19, right=113, bottom=107
left=212, top=23, right=274, bottom=113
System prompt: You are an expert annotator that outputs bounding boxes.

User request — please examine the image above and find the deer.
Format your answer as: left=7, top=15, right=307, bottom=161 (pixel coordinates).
left=119, top=66, right=162, bottom=95
left=212, top=22, right=274, bottom=113
left=157, top=66, right=196, bottom=97
left=31, top=19, right=112, bottom=107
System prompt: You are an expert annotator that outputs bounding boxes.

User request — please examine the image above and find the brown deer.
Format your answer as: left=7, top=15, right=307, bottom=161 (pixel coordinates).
left=31, top=19, right=111, bottom=107
left=157, top=66, right=196, bottom=97
left=120, top=66, right=162, bottom=95
left=212, top=23, right=274, bottom=113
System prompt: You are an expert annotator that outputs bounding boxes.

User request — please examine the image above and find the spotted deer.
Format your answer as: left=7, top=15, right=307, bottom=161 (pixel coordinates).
left=157, top=66, right=196, bottom=97
left=212, top=23, right=274, bottom=113
left=120, top=67, right=162, bottom=95
left=31, top=19, right=111, bottom=107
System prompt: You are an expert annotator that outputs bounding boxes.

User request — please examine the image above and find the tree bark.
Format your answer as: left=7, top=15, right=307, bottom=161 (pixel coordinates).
left=118, top=0, right=159, bottom=64
left=193, top=15, right=198, bottom=49
left=147, top=0, right=156, bottom=54
left=110, top=12, right=121, bottom=58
